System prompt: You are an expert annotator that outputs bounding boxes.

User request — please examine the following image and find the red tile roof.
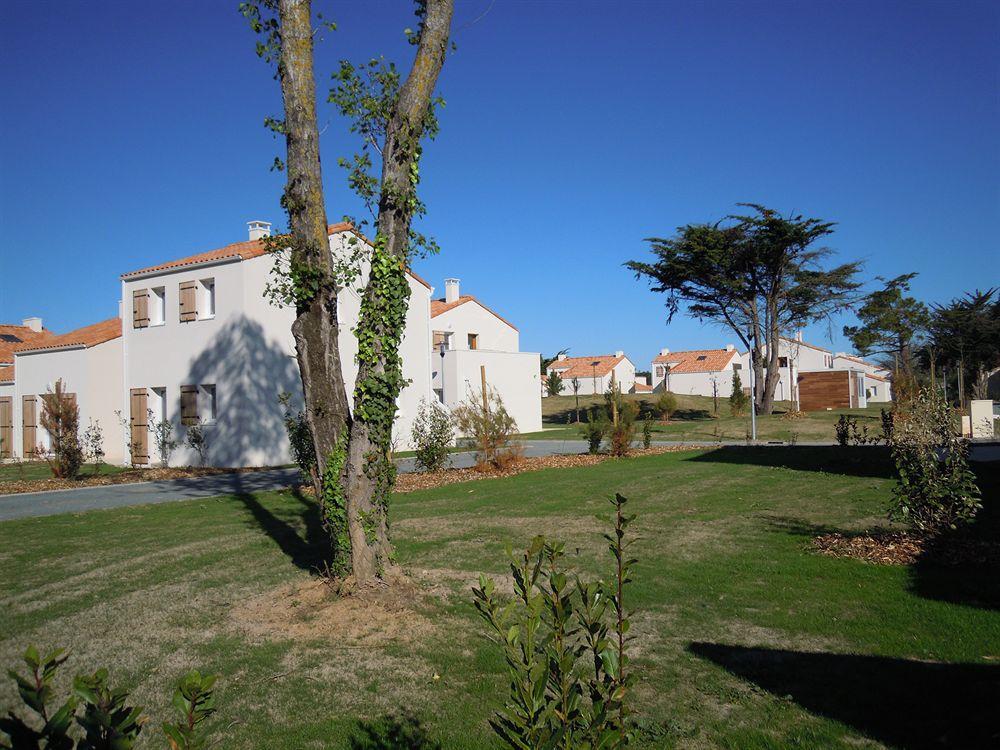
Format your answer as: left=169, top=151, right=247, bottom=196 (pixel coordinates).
left=0, top=365, right=13, bottom=383
left=835, top=353, right=884, bottom=370
left=430, top=295, right=519, bottom=332
left=652, top=348, right=738, bottom=373
left=547, top=355, right=627, bottom=379
left=632, top=382, right=653, bottom=393
left=15, top=318, right=122, bottom=354
left=780, top=336, right=831, bottom=354
left=0, top=324, right=57, bottom=364
left=120, top=223, right=431, bottom=289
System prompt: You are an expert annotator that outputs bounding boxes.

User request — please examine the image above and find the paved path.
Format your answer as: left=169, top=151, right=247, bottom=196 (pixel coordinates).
left=4, top=438, right=994, bottom=522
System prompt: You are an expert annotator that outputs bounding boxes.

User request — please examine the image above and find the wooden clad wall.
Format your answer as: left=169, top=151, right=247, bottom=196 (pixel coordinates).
left=798, top=370, right=851, bottom=411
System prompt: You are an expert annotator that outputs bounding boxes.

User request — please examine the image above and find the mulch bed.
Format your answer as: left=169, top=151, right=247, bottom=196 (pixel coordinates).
left=813, top=531, right=1000, bottom=567
left=0, top=465, right=288, bottom=496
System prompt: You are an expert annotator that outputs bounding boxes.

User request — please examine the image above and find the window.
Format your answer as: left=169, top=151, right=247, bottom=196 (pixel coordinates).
left=655, top=365, right=665, bottom=377
left=150, top=287, right=165, bottom=326
left=200, top=279, right=216, bottom=319
left=432, top=331, right=452, bottom=351
left=179, top=281, right=198, bottom=322
left=468, top=333, right=479, bottom=350
left=696, top=355, right=707, bottom=361
left=201, top=384, right=217, bottom=422
left=733, top=363, right=742, bottom=371
left=0, top=333, right=21, bottom=343
left=778, top=357, right=789, bottom=368
left=132, top=288, right=150, bottom=329
left=180, top=385, right=199, bottom=424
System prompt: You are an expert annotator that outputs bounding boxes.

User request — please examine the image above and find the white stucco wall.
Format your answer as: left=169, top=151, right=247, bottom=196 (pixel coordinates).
left=431, top=301, right=519, bottom=353
left=437, top=349, right=542, bottom=435
left=11, top=338, right=125, bottom=462
left=548, top=358, right=635, bottom=397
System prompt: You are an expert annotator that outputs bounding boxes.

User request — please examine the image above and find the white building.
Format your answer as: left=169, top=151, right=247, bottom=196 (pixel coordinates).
left=2, top=221, right=541, bottom=467
left=429, top=278, right=541, bottom=434
left=832, top=353, right=892, bottom=403
left=545, top=353, right=635, bottom=396
left=1, top=318, right=58, bottom=459
left=651, top=346, right=743, bottom=397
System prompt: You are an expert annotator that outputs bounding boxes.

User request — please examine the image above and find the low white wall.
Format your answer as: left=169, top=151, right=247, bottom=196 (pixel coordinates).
left=440, top=349, right=542, bottom=435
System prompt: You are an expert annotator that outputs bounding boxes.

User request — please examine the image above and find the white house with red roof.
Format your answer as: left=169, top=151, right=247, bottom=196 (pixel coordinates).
left=652, top=345, right=743, bottom=397
left=545, top=353, right=636, bottom=396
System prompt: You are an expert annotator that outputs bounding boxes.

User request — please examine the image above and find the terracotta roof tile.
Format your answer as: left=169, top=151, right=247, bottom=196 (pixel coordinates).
left=119, top=223, right=431, bottom=289
left=430, top=295, right=519, bottom=331
left=0, top=324, right=57, bottom=364
left=652, top=348, right=738, bottom=373
left=632, top=382, right=653, bottom=393
left=15, top=318, right=121, bottom=354
left=0, top=364, right=13, bottom=383
left=546, top=355, right=627, bottom=379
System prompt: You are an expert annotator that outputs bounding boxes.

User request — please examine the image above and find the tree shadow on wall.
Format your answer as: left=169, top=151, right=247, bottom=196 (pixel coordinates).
left=689, top=642, right=1000, bottom=749
left=181, top=316, right=302, bottom=467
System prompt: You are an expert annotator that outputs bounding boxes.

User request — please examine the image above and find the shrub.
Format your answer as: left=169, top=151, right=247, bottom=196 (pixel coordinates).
left=410, top=398, right=454, bottom=472
left=642, top=417, right=653, bottom=449
left=545, top=370, right=564, bottom=397
left=655, top=391, right=676, bottom=421
left=81, top=419, right=105, bottom=474
left=835, top=414, right=882, bottom=446
left=835, top=414, right=852, bottom=446
left=1, top=646, right=218, bottom=750
left=147, top=410, right=178, bottom=468
left=185, top=423, right=209, bottom=466
left=880, top=408, right=895, bottom=444
left=729, top=371, right=749, bottom=417
left=279, top=392, right=316, bottom=486
left=473, top=493, right=636, bottom=749
left=579, top=407, right=608, bottom=454
left=39, top=379, right=83, bottom=479
left=453, top=387, right=522, bottom=471
left=889, top=389, right=981, bottom=533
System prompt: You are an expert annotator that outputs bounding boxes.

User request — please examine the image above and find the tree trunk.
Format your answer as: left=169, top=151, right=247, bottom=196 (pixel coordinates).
left=277, top=0, right=353, bottom=558
left=341, top=0, right=454, bottom=585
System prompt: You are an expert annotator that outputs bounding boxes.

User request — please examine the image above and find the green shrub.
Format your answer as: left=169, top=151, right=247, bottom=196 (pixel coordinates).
left=279, top=392, right=316, bottom=486
left=1, top=646, right=217, bottom=750
left=641, top=417, right=653, bottom=449
left=410, top=398, right=454, bottom=472
left=473, top=493, right=636, bottom=748
left=454, top=387, right=522, bottom=471
left=579, top=408, right=608, bottom=454
left=655, top=392, right=676, bottom=421
left=39, top=379, right=83, bottom=479
left=81, top=419, right=106, bottom=474
left=729, top=371, right=749, bottom=417
left=889, top=389, right=981, bottom=533
left=545, top=370, right=564, bottom=397
left=835, top=414, right=853, bottom=446
left=185, top=424, right=209, bottom=467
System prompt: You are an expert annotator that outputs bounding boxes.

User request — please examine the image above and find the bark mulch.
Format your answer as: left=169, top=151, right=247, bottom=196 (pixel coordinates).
left=394, top=446, right=695, bottom=494
left=812, top=530, right=1000, bottom=567
left=0, top=465, right=288, bottom=496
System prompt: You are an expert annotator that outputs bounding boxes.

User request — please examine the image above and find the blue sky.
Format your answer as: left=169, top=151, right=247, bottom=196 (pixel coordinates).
left=2, top=0, right=997, bottom=370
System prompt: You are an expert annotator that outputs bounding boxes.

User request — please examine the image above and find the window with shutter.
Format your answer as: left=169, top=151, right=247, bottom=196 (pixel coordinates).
left=132, top=289, right=150, bottom=329
left=22, top=395, right=37, bottom=456
left=0, top=397, right=12, bottom=459
left=129, top=388, right=149, bottom=465
left=180, top=385, right=199, bottom=425
left=468, top=333, right=479, bottom=350
left=179, top=281, right=198, bottom=322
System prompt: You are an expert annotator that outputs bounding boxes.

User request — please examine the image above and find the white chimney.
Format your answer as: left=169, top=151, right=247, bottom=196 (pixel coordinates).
left=725, top=343, right=735, bottom=352
left=247, top=220, right=272, bottom=241
left=614, top=350, right=624, bottom=358
left=557, top=353, right=567, bottom=361
left=22, top=317, right=42, bottom=332
left=444, top=278, right=460, bottom=303
left=660, top=347, right=670, bottom=356
left=795, top=329, right=803, bottom=342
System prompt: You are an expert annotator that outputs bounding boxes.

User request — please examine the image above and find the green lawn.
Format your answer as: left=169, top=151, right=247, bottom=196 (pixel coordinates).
left=534, top=393, right=890, bottom=443
left=0, top=461, right=130, bottom=483
left=1, top=448, right=997, bottom=748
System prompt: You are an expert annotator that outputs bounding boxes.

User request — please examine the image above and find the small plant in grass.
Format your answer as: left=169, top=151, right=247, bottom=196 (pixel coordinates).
left=473, top=493, right=636, bottom=748
left=889, top=388, right=980, bottom=533
left=453, top=387, right=522, bottom=471
left=81, top=419, right=106, bottom=475
left=641, top=417, right=653, bottom=449
left=1, top=646, right=217, bottom=750
left=655, top=391, right=676, bottom=421
left=835, top=414, right=853, bottom=446
left=185, top=423, right=210, bottom=467
left=580, top=407, right=608, bottom=454
left=278, top=392, right=316, bottom=486
left=147, top=410, right=178, bottom=468
left=729, top=371, right=749, bottom=417
left=39, top=379, right=83, bottom=479
left=410, top=398, right=454, bottom=472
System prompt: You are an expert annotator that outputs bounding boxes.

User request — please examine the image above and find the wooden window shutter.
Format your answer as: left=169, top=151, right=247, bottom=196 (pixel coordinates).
left=129, top=388, right=149, bottom=465
left=132, top=288, right=150, bottom=328
left=179, top=281, right=198, bottom=322
left=0, top=397, right=12, bottom=459
left=180, top=385, right=199, bottom=425
left=22, top=395, right=37, bottom=456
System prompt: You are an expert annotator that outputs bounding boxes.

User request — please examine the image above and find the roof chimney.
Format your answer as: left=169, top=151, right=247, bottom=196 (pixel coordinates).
left=557, top=353, right=567, bottom=361
left=725, top=343, right=735, bottom=352
left=795, top=329, right=803, bottom=342
left=660, top=347, right=670, bottom=356
left=22, top=317, right=42, bottom=332
left=444, top=278, right=460, bottom=304
left=247, top=220, right=272, bottom=241
left=614, top=350, right=624, bottom=358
